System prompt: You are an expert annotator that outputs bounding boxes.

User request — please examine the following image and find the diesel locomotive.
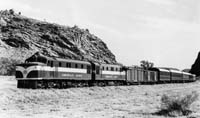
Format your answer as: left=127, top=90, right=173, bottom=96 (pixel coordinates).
left=16, top=53, right=126, bottom=88
left=15, top=53, right=196, bottom=89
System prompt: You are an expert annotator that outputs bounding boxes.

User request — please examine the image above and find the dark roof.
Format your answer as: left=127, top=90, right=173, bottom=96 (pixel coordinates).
left=26, top=52, right=90, bottom=65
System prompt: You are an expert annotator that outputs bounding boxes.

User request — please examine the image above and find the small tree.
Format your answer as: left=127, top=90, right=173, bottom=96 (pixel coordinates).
left=0, top=57, right=21, bottom=75
left=9, top=9, right=15, bottom=15
left=140, top=60, right=154, bottom=70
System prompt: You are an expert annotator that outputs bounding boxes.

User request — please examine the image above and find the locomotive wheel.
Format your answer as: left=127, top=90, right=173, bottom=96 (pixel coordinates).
left=48, top=81, right=55, bottom=88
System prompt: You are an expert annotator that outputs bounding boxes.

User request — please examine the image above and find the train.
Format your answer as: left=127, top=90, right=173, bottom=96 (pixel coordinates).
left=15, top=53, right=196, bottom=89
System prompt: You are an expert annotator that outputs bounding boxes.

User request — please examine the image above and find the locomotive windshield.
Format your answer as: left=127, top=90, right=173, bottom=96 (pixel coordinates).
left=16, top=63, right=38, bottom=68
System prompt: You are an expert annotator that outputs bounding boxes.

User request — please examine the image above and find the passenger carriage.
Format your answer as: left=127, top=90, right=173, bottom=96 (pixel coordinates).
left=182, top=72, right=190, bottom=82
left=169, top=69, right=183, bottom=83
left=189, top=73, right=196, bottom=82
left=149, top=68, right=171, bottom=83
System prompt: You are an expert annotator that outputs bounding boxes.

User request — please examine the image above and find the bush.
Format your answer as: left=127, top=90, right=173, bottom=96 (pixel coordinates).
left=156, top=91, right=198, bottom=117
left=0, top=57, right=21, bottom=75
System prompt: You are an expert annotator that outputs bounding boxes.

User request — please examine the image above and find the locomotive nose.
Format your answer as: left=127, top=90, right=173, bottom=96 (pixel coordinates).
left=23, top=70, right=28, bottom=75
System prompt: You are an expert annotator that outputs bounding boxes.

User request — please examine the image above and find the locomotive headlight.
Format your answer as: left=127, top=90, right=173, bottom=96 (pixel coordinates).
left=23, top=70, right=28, bottom=74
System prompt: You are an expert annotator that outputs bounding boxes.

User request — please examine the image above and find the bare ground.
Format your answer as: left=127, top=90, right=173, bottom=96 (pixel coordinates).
left=0, top=76, right=200, bottom=118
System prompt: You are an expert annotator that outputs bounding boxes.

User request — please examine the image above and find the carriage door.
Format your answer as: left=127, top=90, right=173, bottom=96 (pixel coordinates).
left=54, top=61, right=59, bottom=78
left=91, top=63, right=96, bottom=81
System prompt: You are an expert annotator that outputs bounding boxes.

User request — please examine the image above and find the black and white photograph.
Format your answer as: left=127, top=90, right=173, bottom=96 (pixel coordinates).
left=0, top=0, right=200, bottom=118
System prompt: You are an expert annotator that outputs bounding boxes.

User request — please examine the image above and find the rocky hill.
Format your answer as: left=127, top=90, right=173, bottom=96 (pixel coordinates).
left=190, top=52, right=200, bottom=76
left=0, top=9, right=117, bottom=72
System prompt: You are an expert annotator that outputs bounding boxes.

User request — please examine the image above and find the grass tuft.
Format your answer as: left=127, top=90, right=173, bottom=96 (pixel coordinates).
left=155, top=91, right=198, bottom=117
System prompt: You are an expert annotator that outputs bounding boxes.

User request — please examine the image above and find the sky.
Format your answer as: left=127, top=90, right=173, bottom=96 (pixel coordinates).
left=0, top=0, right=200, bottom=70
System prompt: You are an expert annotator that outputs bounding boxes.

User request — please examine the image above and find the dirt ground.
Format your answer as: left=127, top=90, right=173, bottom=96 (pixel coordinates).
left=0, top=76, right=200, bottom=118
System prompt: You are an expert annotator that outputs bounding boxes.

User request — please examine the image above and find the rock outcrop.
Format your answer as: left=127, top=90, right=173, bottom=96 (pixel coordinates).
left=190, top=52, right=200, bottom=76
left=0, top=9, right=117, bottom=65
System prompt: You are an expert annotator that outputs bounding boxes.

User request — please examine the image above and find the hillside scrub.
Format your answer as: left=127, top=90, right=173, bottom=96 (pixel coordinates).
left=0, top=57, right=20, bottom=75
left=156, top=91, right=199, bottom=117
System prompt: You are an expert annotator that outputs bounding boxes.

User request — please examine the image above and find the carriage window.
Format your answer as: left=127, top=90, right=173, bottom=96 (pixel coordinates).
left=102, top=66, right=104, bottom=70
left=106, top=67, right=109, bottom=71
left=116, top=68, right=118, bottom=71
left=81, top=64, right=84, bottom=69
left=111, top=67, right=114, bottom=71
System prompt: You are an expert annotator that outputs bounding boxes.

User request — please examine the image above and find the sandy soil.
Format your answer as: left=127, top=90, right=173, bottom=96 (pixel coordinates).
left=0, top=76, right=200, bottom=118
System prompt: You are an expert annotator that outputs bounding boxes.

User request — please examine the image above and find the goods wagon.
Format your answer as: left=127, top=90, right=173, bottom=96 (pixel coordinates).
left=126, top=66, right=157, bottom=84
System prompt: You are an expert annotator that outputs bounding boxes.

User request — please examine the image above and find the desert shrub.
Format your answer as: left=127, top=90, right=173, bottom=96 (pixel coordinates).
left=0, top=57, right=21, bottom=75
left=156, top=91, right=198, bottom=117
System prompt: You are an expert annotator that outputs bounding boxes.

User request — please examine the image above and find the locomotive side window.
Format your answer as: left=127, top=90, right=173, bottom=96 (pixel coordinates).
left=87, top=65, right=91, bottom=74
left=59, top=62, right=62, bottom=67
left=69, top=63, right=71, bottom=68
left=75, top=64, right=78, bottom=68
left=96, top=66, right=100, bottom=74
left=47, top=61, right=50, bottom=66
left=50, top=61, right=53, bottom=67
left=66, top=63, right=71, bottom=68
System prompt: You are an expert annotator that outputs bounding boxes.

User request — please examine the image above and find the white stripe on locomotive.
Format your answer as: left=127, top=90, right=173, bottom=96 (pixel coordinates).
left=102, top=70, right=125, bottom=75
left=16, top=65, right=88, bottom=78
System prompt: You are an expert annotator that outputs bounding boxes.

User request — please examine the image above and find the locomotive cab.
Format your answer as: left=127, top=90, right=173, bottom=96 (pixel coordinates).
left=25, top=52, right=48, bottom=65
